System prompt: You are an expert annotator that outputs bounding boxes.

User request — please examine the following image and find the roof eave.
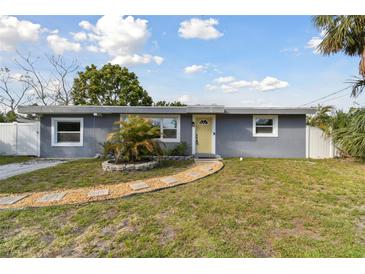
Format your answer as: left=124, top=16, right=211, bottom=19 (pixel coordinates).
left=224, top=107, right=316, bottom=115
left=17, top=105, right=316, bottom=115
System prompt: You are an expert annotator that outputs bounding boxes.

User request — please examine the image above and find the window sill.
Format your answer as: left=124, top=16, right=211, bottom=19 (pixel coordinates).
left=252, top=134, right=278, bottom=138
left=155, top=138, right=180, bottom=143
left=51, top=142, right=84, bottom=147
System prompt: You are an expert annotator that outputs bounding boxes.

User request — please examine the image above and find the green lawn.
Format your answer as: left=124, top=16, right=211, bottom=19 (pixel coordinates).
left=0, top=159, right=194, bottom=193
left=1, top=158, right=365, bottom=257
left=0, top=156, right=34, bottom=166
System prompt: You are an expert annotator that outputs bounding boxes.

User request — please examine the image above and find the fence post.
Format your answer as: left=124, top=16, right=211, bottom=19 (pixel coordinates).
left=305, top=125, right=310, bottom=158
left=13, top=122, right=18, bottom=155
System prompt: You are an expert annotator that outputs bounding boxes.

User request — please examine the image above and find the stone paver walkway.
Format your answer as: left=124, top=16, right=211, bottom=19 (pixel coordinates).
left=0, top=160, right=223, bottom=209
left=0, top=194, right=29, bottom=205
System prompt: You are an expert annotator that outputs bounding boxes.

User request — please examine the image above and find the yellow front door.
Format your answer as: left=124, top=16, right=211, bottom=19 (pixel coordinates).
left=196, top=117, right=213, bottom=154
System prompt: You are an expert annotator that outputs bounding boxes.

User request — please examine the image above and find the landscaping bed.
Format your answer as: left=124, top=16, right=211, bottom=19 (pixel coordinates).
left=102, top=160, right=159, bottom=172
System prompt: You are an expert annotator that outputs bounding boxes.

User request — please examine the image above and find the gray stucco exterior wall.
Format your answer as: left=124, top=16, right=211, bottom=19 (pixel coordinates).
left=215, top=114, right=306, bottom=158
left=40, top=113, right=306, bottom=158
left=179, top=114, right=193, bottom=154
left=40, top=113, right=193, bottom=158
left=40, top=114, right=120, bottom=158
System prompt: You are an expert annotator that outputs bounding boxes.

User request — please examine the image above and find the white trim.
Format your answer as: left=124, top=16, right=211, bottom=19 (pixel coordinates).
left=120, top=114, right=181, bottom=143
left=192, top=116, right=196, bottom=154
left=192, top=114, right=216, bottom=154
left=212, top=114, right=216, bottom=154
left=51, top=117, right=84, bottom=147
left=306, top=125, right=310, bottom=158
left=252, top=115, right=278, bottom=138
left=37, top=121, right=41, bottom=157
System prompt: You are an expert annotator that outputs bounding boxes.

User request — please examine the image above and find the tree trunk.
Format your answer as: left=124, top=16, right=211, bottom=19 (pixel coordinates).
left=359, top=48, right=365, bottom=77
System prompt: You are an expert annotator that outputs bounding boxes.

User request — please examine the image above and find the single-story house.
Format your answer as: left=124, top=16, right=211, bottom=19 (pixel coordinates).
left=18, top=105, right=316, bottom=158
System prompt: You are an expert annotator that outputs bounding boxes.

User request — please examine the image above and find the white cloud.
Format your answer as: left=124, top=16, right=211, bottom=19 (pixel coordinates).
left=47, top=34, right=81, bottom=54
left=178, top=18, right=223, bottom=40
left=79, top=20, right=94, bottom=31
left=110, top=54, right=164, bottom=66
left=206, top=76, right=289, bottom=93
left=0, top=16, right=42, bottom=51
left=214, top=76, right=235, bottom=83
left=86, top=45, right=99, bottom=52
left=71, top=31, right=88, bottom=41
left=253, top=76, right=289, bottom=91
left=184, top=64, right=205, bottom=74
left=280, top=47, right=300, bottom=55
left=205, top=84, right=218, bottom=91
left=178, top=94, right=192, bottom=104
left=306, top=37, right=323, bottom=54
left=306, top=30, right=326, bottom=54
left=79, top=15, right=162, bottom=66
left=153, top=56, right=164, bottom=65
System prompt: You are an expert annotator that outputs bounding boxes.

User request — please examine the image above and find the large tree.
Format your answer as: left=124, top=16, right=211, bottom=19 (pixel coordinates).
left=72, top=64, right=153, bottom=106
left=153, top=100, right=186, bottom=106
left=313, top=16, right=365, bottom=96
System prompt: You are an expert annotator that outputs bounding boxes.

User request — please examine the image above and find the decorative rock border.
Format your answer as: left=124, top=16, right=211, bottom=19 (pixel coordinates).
left=0, top=160, right=223, bottom=210
left=146, top=155, right=194, bottom=161
left=102, top=160, right=159, bottom=172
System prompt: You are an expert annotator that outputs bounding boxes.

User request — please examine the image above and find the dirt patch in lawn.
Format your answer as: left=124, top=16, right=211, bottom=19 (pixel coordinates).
left=271, top=218, right=321, bottom=240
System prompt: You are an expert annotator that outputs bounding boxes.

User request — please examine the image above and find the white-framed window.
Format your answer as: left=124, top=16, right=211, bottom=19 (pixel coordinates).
left=252, top=115, right=278, bottom=137
left=51, top=117, right=84, bottom=146
left=120, top=114, right=181, bottom=142
left=147, top=115, right=180, bottom=142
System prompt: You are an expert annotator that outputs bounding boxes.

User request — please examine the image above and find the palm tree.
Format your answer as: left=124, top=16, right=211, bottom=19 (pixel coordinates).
left=313, top=16, right=365, bottom=96
left=106, top=115, right=163, bottom=163
left=332, top=108, right=365, bottom=159
left=307, top=105, right=333, bottom=136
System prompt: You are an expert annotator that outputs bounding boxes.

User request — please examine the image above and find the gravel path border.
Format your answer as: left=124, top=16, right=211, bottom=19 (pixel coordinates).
left=0, top=160, right=223, bottom=210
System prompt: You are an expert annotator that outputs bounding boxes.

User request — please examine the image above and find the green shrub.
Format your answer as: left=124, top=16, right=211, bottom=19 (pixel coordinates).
left=105, top=115, right=163, bottom=163
left=166, top=142, right=188, bottom=156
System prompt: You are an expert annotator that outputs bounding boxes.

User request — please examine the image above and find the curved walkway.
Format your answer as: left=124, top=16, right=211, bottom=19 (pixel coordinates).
left=0, top=160, right=223, bottom=210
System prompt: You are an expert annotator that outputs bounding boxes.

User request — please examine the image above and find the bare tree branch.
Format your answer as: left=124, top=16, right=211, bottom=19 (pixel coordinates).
left=14, top=51, right=51, bottom=105
left=13, top=51, right=79, bottom=106
left=47, top=55, right=79, bottom=105
left=0, top=67, right=31, bottom=112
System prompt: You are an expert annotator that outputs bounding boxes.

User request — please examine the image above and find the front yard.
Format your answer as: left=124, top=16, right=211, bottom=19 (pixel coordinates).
left=1, top=158, right=365, bottom=257
left=0, top=159, right=194, bottom=193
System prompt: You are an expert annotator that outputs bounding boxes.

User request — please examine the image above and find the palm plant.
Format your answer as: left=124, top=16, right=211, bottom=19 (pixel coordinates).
left=332, top=108, right=365, bottom=159
left=313, top=16, right=365, bottom=96
left=106, top=115, right=163, bottom=163
left=307, top=105, right=333, bottom=136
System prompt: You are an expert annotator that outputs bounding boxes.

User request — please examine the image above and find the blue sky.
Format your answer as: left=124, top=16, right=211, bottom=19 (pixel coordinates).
left=0, top=15, right=362, bottom=109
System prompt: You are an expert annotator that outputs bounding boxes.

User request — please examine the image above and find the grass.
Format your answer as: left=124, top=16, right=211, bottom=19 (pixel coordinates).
left=0, top=159, right=194, bottom=194
left=0, top=156, right=34, bottom=166
left=1, top=158, right=365, bottom=257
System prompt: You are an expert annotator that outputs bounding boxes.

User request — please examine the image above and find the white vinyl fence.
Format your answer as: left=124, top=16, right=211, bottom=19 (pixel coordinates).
left=0, top=122, right=40, bottom=156
left=306, top=126, right=337, bottom=159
